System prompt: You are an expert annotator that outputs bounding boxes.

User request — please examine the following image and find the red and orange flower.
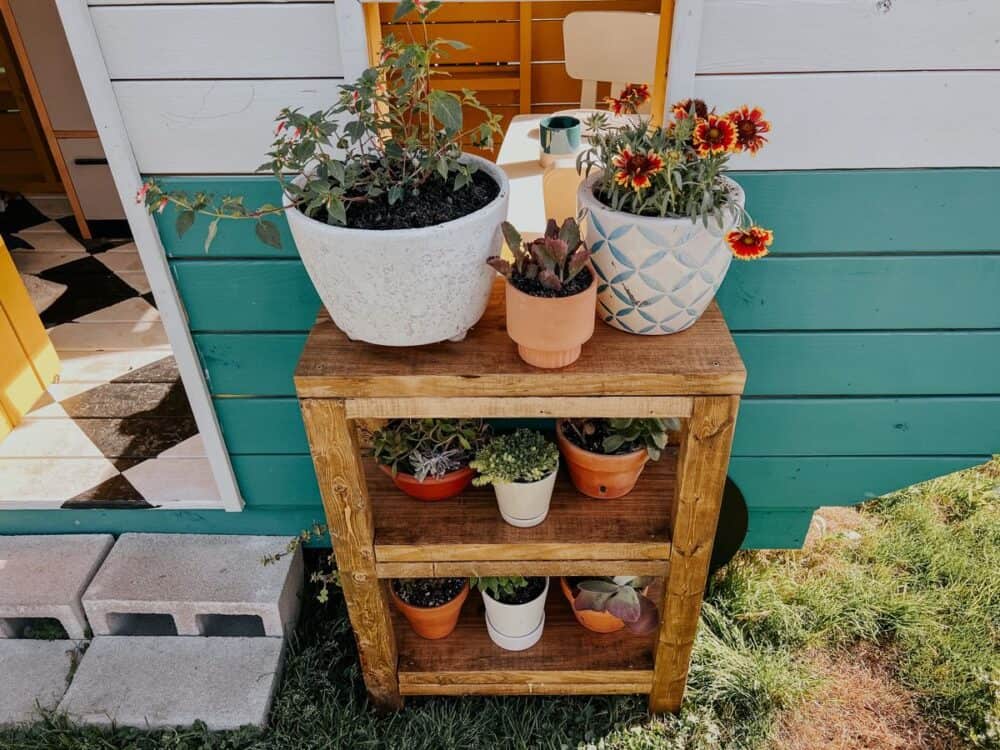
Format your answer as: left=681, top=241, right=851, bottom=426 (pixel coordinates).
left=612, top=147, right=665, bottom=191
left=726, top=226, right=773, bottom=260
left=608, top=83, right=651, bottom=116
left=692, top=114, right=738, bottom=156
left=671, top=99, right=709, bottom=121
left=727, top=106, right=770, bottom=154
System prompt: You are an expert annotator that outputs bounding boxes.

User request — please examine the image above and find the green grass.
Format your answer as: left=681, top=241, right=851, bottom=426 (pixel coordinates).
left=4, top=459, right=998, bottom=749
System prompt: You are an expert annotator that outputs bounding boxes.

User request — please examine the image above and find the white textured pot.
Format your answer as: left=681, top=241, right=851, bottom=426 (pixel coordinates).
left=482, top=577, right=548, bottom=651
left=286, top=155, right=510, bottom=346
left=492, top=461, right=558, bottom=528
left=577, top=171, right=744, bottom=335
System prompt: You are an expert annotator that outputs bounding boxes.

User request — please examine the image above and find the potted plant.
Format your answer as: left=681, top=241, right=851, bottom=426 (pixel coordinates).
left=472, top=576, right=548, bottom=651
left=470, top=429, right=560, bottom=528
left=389, top=577, right=469, bottom=640
left=577, top=99, right=773, bottom=335
left=556, top=418, right=678, bottom=498
left=372, top=418, right=489, bottom=501
left=487, top=218, right=595, bottom=368
left=138, top=1, right=508, bottom=346
left=561, top=576, right=658, bottom=634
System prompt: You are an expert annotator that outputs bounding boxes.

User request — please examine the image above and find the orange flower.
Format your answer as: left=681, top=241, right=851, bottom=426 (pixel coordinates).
left=692, top=114, right=737, bottom=156
left=672, top=99, right=708, bottom=121
left=728, top=106, right=770, bottom=154
left=726, top=226, right=773, bottom=260
left=612, top=148, right=665, bottom=191
left=608, top=83, right=651, bottom=116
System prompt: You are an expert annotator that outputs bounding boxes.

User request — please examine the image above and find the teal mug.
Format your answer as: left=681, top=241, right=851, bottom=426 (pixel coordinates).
left=539, top=115, right=582, bottom=156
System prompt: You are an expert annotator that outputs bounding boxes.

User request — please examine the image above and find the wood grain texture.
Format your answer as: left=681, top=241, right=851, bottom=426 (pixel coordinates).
left=377, top=559, right=669, bottom=578
left=346, top=396, right=693, bottom=419
left=299, top=399, right=400, bottom=710
left=295, top=279, right=745, bottom=398
left=651, top=396, right=738, bottom=712
left=372, top=454, right=674, bottom=565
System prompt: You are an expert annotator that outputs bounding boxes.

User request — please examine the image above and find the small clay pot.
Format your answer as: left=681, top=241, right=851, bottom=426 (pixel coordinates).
left=504, top=271, right=597, bottom=369
left=380, top=464, right=474, bottom=501
left=390, top=580, right=469, bottom=640
left=560, top=576, right=624, bottom=633
left=556, top=420, right=648, bottom=499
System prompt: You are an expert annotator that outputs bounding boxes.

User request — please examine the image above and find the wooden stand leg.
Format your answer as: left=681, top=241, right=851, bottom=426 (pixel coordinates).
left=650, top=395, right=739, bottom=713
left=300, top=399, right=402, bottom=711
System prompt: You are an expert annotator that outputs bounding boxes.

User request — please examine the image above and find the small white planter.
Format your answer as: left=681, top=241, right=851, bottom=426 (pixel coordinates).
left=492, top=461, right=558, bottom=528
left=578, top=171, right=744, bottom=335
left=286, top=155, right=510, bottom=346
left=482, top=577, right=548, bottom=651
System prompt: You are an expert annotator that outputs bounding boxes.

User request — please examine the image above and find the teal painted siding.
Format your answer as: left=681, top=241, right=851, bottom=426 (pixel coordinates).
left=5, top=169, right=996, bottom=548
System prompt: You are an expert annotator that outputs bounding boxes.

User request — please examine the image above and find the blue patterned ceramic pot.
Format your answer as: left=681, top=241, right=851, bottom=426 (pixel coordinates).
left=577, top=171, right=744, bottom=335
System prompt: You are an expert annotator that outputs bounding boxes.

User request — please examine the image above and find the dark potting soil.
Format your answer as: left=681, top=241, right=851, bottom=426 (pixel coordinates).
left=392, top=577, right=466, bottom=608
left=510, top=266, right=593, bottom=299
left=490, top=576, right=547, bottom=606
left=561, top=420, right=642, bottom=456
left=309, top=171, right=500, bottom=230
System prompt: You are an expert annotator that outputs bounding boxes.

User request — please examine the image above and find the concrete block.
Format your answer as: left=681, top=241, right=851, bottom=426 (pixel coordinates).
left=82, top=534, right=303, bottom=637
left=58, top=636, right=285, bottom=730
left=0, top=535, right=114, bottom=639
left=0, top=640, right=80, bottom=726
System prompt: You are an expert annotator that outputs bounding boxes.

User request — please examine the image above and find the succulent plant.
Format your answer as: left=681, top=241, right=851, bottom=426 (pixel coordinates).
left=563, top=418, right=679, bottom=461
left=372, top=419, right=490, bottom=479
left=572, top=576, right=658, bottom=634
left=487, top=218, right=591, bottom=293
left=470, top=429, right=559, bottom=486
left=470, top=576, right=528, bottom=601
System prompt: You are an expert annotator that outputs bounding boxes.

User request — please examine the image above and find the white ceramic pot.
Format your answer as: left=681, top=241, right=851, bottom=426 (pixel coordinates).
left=577, top=171, right=745, bottom=335
left=286, top=155, right=510, bottom=346
left=492, top=461, right=558, bottom=528
left=482, top=577, right=548, bottom=651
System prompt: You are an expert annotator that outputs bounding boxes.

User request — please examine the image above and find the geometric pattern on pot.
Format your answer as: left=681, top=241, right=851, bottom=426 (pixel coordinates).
left=579, top=173, right=742, bottom=335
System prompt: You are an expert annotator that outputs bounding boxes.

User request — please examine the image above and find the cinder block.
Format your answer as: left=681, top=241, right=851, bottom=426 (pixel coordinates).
left=0, top=640, right=80, bottom=726
left=58, top=636, right=284, bottom=730
left=0, top=535, right=114, bottom=639
left=82, top=534, right=303, bottom=637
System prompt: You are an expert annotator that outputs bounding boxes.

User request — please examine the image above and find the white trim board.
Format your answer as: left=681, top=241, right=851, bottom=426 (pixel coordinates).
left=55, top=0, right=244, bottom=512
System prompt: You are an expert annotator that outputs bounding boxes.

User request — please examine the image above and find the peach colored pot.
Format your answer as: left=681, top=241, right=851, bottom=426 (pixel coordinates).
left=556, top=420, right=648, bottom=499
left=391, top=580, right=469, bottom=640
left=380, top=465, right=474, bottom=501
left=560, top=576, right=625, bottom=633
left=504, top=271, right=597, bottom=369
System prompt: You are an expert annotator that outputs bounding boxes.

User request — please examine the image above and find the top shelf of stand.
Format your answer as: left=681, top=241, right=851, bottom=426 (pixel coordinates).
left=294, top=279, right=746, bottom=402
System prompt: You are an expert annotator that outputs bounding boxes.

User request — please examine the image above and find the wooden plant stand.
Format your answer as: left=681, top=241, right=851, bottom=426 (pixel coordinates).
left=295, top=279, right=745, bottom=713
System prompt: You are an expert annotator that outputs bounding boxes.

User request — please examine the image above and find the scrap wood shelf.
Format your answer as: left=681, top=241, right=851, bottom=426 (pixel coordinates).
left=294, top=279, right=746, bottom=713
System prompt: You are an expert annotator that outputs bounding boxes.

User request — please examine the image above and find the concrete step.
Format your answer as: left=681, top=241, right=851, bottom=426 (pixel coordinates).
left=58, top=636, right=285, bottom=730
left=0, top=640, right=81, bottom=726
left=82, top=534, right=302, bottom=637
left=0, top=535, right=114, bottom=639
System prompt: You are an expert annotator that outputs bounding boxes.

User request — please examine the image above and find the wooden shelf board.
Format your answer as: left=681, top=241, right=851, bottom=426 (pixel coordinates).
left=295, top=279, right=746, bottom=399
left=395, top=585, right=655, bottom=696
left=372, top=449, right=675, bottom=567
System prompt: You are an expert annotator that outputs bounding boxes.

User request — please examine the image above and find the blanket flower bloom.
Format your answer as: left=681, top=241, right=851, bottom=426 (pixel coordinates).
left=693, top=114, right=737, bottom=156
left=726, top=226, right=773, bottom=259
left=612, top=148, right=665, bottom=191
left=728, top=106, right=770, bottom=154
left=608, top=83, right=651, bottom=116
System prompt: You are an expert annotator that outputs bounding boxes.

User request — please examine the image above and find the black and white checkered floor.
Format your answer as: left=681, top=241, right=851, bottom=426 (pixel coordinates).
left=1, top=195, right=217, bottom=508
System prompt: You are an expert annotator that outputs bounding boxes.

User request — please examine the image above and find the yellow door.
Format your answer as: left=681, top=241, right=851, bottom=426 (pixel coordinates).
left=0, top=236, right=59, bottom=440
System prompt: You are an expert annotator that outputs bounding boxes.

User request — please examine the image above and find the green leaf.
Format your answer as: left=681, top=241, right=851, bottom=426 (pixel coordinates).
left=327, top=197, right=347, bottom=226
left=427, top=90, right=463, bottom=133
left=204, top=217, right=219, bottom=254
left=175, top=210, right=195, bottom=239
left=388, top=185, right=404, bottom=206
left=255, top=219, right=282, bottom=249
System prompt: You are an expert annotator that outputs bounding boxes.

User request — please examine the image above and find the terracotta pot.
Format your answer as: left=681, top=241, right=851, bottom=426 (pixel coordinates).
left=380, top=464, right=474, bottom=501
left=504, top=270, right=597, bottom=369
left=560, top=576, right=625, bottom=633
left=556, top=420, right=648, bottom=499
left=390, top=580, right=469, bottom=640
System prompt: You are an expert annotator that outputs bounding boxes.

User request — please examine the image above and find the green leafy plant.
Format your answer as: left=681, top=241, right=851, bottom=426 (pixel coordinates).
left=487, top=218, right=590, bottom=293
left=262, top=523, right=340, bottom=603
left=563, top=417, right=679, bottom=460
left=572, top=576, right=658, bottom=634
left=471, top=576, right=529, bottom=601
left=136, top=0, right=503, bottom=249
left=371, top=418, right=489, bottom=480
left=470, top=429, right=559, bottom=485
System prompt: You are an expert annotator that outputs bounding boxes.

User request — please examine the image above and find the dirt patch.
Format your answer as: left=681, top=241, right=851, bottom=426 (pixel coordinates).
left=804, top=506, right=874, bottom=548
left=772, top=646, right=963, bottom=750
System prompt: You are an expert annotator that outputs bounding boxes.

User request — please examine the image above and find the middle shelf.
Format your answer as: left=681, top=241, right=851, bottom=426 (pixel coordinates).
left=370, top=448, right=677, bottom=577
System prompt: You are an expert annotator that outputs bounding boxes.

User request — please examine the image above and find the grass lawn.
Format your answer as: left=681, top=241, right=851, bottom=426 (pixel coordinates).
left=4, top=459, right=998, bottom=749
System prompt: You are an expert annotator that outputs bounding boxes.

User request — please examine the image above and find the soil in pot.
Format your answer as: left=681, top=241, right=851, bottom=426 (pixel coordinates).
left=391, top=577, right=468, bottom=640
left=310, top=171, right=500, bottom=230
left=560, top=419, right=642, bottom=455
left=509, top=266, right=593, bottom=299
left=392, top=577, right=466, bottom=607
left=487, top=576, right=547, bottom=605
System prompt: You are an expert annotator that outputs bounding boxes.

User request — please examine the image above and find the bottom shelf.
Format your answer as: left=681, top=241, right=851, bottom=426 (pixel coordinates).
left=394, top=581, right=656, bottom=696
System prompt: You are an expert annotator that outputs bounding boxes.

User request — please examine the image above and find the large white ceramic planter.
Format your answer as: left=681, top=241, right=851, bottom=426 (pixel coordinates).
left=482, top=577, right=548, bottom=651
left=492, top=461, right=559, bottom=528
left=286, top=155, right=510, bottom=346
left=577, top=171, right=744, bottom=335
